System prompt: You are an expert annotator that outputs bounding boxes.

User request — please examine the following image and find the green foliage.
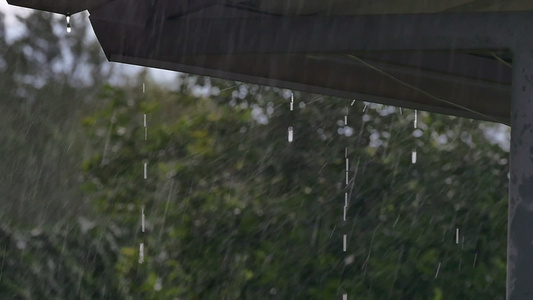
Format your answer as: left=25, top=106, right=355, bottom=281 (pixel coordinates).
left=0, top=222, right=121, bottom=299
left=0, top=11, right=113, bottom=225
left=79, top=80, right=508, bottom=299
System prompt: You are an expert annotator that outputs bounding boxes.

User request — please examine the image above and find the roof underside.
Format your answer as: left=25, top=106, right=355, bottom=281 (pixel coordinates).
left=9, top=0, right=533, bottom=124
left=6, top=0, right=111, bottom=14
left=10, top=0, right=533, bottom=15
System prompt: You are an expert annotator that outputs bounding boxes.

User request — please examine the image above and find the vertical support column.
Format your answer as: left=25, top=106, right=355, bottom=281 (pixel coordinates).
left=508, top=48, right=533, bottom=299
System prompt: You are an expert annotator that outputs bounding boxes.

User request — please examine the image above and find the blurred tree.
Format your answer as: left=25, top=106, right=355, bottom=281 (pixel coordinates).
left=0, top=220, right=121, bottom=299
left=79, top=78, right=508, bottom=299
left=0, top=11, right=114, bottom=225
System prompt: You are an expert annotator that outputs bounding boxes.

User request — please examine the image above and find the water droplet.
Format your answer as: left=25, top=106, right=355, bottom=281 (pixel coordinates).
left=142, top=207, right=145, bottom=232
left=66, top=15, right=71, bottom=33
left=435, top=262, right=441, bottom=278
left=343, top=234, right=347, bottom=252
left=144, top=162, right=148, bottom=179
left=138, top=243, right=144, bottom=264
left=288, top=126, right=293, bottom=143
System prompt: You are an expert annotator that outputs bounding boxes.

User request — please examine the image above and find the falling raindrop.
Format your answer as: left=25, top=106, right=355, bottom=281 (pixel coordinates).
left=144, top=162, right=148, bottom=179
left=343, top=234, right=347, bottom=252
left=343, top=206, right=347, bottom=221
left=139, top=243, right=144, bottom=264
left=435, top=262, right=441, bottom=278
left=414, top=109, right=418, bottom=128
left=139, top=81, right=148, bottom=266
left=411, top=150, right=417, bottom=164
left=66, top=14, right=71, bottom=33
left=142, top=206, right=145, bottom=233
left=144, top=114, right=148, bottom=140
left=290, top=92, right=294, bottom=111
left=288, top=126, right=293, bottom=142
left=345, top=158, right=349, bottom=172
left=343, top=294, right=348, bottom=300
left=345, top=170, right=349, bottom=185
left=393, top=214, right=400, bottom=228
left=345, top=192, right=348, bottom=206
left=473, top=253, right=478, bottom=267
left=456, top=228, right=459, bottom=244
left=344, top=192, right=348, bottom=221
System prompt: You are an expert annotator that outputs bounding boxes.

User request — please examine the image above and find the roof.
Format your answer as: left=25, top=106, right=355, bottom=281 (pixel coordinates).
left=9, top=0, right=533, bottom=124
left=7, top=0, right=111, bottom=15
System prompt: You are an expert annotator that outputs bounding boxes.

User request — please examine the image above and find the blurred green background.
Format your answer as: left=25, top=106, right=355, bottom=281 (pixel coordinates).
left=0, top=11, right=509, bottom=299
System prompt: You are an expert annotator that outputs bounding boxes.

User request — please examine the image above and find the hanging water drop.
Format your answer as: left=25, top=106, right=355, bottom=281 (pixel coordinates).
left=66, top=14, right=71, bottom=33
left=288, top=126, right=293, bottom=142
